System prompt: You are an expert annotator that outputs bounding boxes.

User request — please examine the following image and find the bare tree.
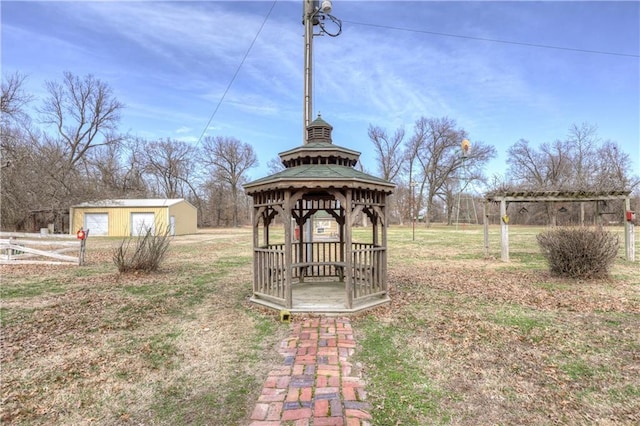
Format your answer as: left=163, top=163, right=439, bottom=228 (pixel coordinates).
left=410, top=116, right=495, bottom=226
left=39, top=71, right=124, bottom=168
left=507, top=138, right=573, bottom=190
left=368, top=124, right=405, bottom=182
left=595, top=140, right=639, bottom=191
left=201, top=136, right=257, bottom=227
left=1, top=73, right=45, bottom=230
left=85, top=138, right=148, bottom=198
left=1, top=72, right=33, bottom=124
left=507, top=138, right=575, bottom=225
left=505, top=123, right=638, bottom=225
left=141, top=138, right=200, bottom=199
left=267, top=157, right=285, bottom=174
left=1, top=126, right=42, bottom=230
left=201, top=180, right=228, bottom=227
left=567, top=122, right=599, bottom=189
left=506, top=123, right=637, bottom=193
left=2, top=72, right=127, bottom=231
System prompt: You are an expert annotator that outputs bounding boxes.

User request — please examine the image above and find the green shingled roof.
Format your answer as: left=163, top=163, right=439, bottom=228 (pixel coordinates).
left=244, top=114, right=395, bottom=194
left=244, top=164, right=395, bottom=193
left=279, top=141, right=360, bottom=157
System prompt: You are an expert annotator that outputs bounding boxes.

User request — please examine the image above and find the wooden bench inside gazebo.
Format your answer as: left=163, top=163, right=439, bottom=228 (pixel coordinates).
left=244, top=116, right=395, bottom=313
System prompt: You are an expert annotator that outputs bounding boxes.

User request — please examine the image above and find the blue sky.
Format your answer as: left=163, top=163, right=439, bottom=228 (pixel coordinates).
left=2, top=0, right=639, bottom=183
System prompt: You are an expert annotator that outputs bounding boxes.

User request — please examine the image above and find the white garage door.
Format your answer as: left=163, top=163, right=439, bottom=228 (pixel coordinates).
left=131, top=213, right=155, bottom=236
left=84, top=213, right=108, bottom=236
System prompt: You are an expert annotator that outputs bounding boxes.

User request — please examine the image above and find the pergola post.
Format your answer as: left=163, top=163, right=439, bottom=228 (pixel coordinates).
left=500, top=199, right=509, bottom=262
left=483, top=200, right=489, bottom=257
left=625, top=197, right=635, bottom=262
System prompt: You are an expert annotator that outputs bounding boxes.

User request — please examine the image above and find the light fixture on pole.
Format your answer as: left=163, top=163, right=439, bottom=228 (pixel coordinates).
left=455, top=138, right=478, bottom=229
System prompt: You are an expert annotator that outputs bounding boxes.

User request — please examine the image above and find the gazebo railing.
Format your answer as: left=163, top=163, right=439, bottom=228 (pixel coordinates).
left=255, top=242, right=387, bottom=305
left=254, top=247, right=286, bottom=303
left=352, top=243, right=386, bottom=299
left=293, top=241, right=343, bottom=279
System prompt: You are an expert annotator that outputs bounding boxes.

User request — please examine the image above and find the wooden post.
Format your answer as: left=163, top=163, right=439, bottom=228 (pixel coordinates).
left=252, top=204, right=260, bottom=295
left=283, top=193, right=293, bottom=309
left=79, top=229, right=89, bottom=265
left=500, top=199, right=509, bottom=262
left=625, top=197, right=635, bottom=262
left=345, top=190, right=353, bottom=309
left=483, top=200, right=489, bottom=257
left=381, top=193, right=388, bottom=294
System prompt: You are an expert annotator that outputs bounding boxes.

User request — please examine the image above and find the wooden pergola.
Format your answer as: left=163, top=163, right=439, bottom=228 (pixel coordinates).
left=243, top=116, right=395, bottom=313
left=484, top=190, right=635, bottom=262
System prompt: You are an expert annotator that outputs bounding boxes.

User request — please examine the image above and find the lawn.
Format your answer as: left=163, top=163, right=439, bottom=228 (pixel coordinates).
left=1, top=225, right=638, bottom=425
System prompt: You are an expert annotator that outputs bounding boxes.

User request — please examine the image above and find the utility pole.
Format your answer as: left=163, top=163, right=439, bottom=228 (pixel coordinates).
left=301, top=0, right=341, bottom=263
left=302, top=0, right=340, bottom=143
left=303, top=0, right=315, bottom=142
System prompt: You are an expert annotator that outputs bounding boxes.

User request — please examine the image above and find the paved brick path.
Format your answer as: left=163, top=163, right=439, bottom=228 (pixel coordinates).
left=250, top=317, right=372, bottom=426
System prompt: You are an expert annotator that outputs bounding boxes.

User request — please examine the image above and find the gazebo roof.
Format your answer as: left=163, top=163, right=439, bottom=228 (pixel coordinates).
left=244, top=163, right=395, bottom=194
left=279, top=141, right=361, bottom=165
left=244, top=115, right=395, bottom=194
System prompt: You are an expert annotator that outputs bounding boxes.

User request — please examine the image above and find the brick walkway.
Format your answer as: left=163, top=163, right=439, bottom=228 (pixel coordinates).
left=249, top=317, right=372, bottom=426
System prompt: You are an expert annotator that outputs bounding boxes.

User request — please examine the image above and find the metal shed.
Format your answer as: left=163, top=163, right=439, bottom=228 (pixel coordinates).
left=69, top=199, right=197, bottom=237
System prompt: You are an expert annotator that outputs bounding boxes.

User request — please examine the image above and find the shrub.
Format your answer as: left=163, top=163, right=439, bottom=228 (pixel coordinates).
left=536, top=227, right=619, bottom=279
left=113, top=226, right=171, bottom=273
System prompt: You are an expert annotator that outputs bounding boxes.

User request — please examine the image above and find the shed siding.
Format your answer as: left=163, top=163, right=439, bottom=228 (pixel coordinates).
left=71, top=207, right=164, bottom=237
left=70, top=200, right=197, bottom=237
left=168, top=202, right=197, bottom=235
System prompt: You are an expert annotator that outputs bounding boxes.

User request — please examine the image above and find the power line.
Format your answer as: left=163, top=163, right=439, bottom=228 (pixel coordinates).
left=343, top=20, right=640, bottom=58
left=196, top=0, right=278, bottom=147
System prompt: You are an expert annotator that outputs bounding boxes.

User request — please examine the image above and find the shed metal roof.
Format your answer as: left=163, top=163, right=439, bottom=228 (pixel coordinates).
left=72, top=199, right=190, bottom=208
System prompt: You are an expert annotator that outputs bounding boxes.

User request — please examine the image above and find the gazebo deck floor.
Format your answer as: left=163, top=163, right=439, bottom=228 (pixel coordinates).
left=250, top=281, right=390, bottom=314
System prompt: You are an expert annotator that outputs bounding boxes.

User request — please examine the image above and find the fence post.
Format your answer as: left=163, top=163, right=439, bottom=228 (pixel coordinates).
left=79, top=229, right=89, bottom=265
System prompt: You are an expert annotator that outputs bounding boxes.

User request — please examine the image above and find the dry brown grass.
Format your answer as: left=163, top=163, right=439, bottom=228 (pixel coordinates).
left=353, top=225, right=639, bottom=425
left=1, top=225, right=638, bottom=425
left=1, top=229, right=288, bottom=425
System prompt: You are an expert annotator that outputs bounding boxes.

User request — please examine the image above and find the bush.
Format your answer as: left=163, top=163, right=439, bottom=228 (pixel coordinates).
left=113, top=226, right=171, bottom=273
left=536, top=227, right=619, bottom=279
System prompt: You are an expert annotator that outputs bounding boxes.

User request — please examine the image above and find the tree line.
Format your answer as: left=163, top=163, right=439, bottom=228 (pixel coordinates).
left=1, top=72, right=257, bottom=231
left=369, top=118, right=639, bottom=226
left=2, top=71, right=638, bottom=232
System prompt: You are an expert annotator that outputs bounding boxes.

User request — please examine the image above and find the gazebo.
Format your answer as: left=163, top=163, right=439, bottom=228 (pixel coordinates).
left=243, top=115, right=395, bottom=313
